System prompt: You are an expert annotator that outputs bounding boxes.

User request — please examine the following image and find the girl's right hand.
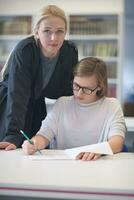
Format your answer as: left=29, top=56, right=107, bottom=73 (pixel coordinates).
left=22, top=140, right=37, bottom=155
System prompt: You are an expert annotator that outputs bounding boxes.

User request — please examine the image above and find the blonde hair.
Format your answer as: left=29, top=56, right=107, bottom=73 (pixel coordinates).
left=74, top=57, right=108, bottom=97
left=33, top=5, right=67, bottom=35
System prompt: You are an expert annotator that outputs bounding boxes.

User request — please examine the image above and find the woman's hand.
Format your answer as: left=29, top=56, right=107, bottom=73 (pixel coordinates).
left=76, top=152, right=101, bottom=161
left=0, top=142, right=17, bottom=150
left=22, top=140, right=37, bottom=155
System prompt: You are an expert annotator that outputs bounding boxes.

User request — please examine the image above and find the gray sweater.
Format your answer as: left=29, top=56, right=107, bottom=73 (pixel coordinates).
left=38, top=96, right=126, bottom=149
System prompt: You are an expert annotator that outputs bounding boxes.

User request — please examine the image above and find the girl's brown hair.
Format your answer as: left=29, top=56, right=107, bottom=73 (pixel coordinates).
left=74, top=57, right=108, bottom=97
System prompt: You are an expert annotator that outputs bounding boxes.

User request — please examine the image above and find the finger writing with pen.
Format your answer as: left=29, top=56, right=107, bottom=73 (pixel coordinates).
left=22, top=140, right=37, bottom=155
left=20, top=130, right=42, bottom=155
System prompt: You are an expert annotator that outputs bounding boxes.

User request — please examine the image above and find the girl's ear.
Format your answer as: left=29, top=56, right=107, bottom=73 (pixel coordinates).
left=97, top=86, right=101, bottom=91
left=96, top=86, right=102, bottom=96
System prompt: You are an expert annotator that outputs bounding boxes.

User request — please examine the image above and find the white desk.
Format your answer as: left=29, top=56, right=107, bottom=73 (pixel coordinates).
left=0, top=150, right=134, bottom=200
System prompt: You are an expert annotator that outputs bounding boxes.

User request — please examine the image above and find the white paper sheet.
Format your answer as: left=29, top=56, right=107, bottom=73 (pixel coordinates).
left=29, top=142, right=113, bottom=160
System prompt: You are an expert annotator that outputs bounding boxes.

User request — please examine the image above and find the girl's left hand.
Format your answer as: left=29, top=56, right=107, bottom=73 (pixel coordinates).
left=76, top=152, right=101, bottom=161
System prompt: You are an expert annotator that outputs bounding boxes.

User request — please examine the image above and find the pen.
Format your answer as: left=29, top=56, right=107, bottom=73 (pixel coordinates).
left=20, top=130, right=42, bottom=155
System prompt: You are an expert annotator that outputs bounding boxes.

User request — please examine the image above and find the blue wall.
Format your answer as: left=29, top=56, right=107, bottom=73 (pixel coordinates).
left=123, top=0, right=134, bottom=102
left=123, top=0, right=134, bottom=115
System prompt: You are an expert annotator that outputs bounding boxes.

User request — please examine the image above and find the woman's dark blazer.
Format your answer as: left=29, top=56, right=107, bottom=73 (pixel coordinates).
left=0, top=36, right=78, bottom=147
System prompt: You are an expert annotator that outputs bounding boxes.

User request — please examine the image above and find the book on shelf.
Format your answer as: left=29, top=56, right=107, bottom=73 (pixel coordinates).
left=69, top=15, right=118, bottom=35
left=0, top=16, right=32, bottom=35
left=108, top=84, right=116, bottom=97
left=107, top=62, right=117, bottom=79
left=73, top=41, right=117, bottom=58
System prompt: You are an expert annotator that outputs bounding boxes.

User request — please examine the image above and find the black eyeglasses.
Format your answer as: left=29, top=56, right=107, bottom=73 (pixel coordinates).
left=73, top=82, right=98, bottom=95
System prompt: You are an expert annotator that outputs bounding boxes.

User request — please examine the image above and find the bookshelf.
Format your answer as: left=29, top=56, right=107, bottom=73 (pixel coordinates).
left=0, top=1, right=123, bottom=101
left=68, top=14, right=121, bottom=98
left=0, top=15, right=32, bottom=72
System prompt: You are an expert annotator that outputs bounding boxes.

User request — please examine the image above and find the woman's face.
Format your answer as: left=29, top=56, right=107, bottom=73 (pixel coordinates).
left=73, top=75, right=100, bottom=104
left=36, top=16, right=66, bottom=58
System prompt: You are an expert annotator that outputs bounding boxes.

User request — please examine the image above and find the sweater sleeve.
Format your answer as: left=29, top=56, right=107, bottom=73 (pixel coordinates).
left=66, top=41, right=78, bottom=95
left=3, top=42, right=36, bottom=147
left=108, top=99, right=126, bottom=138
left=36, top=98, right=62, bottom=142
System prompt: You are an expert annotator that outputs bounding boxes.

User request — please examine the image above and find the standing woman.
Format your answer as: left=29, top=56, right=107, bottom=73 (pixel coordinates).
left=0, top=5, right=78, bottom=150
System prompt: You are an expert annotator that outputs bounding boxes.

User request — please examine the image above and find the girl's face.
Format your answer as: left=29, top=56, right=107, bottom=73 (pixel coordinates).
left=36, top=16, right=66, bottom=58
left=73, top=75, right=101, bottom=104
